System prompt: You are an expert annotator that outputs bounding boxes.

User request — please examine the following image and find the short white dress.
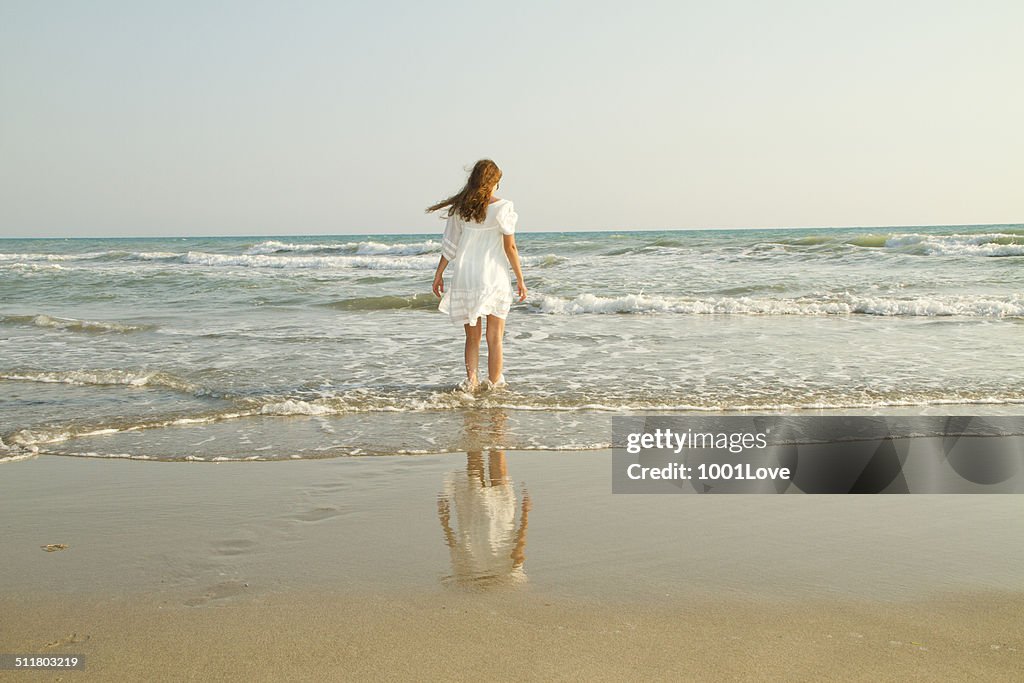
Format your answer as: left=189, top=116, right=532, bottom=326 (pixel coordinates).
left=438, top=199, right=518, bottom=326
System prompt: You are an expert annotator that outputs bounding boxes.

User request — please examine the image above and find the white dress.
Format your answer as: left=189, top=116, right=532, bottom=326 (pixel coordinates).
left=438, top=199, right=518, bottom=326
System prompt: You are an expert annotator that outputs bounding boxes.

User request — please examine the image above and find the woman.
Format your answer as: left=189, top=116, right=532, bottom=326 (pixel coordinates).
left=428, top=159, right=527, bottom=390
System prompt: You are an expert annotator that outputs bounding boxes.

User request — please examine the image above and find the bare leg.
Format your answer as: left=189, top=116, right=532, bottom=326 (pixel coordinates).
left=464, top=319, right=482, bottom=387
left=485, top=314, right=505, bottom=383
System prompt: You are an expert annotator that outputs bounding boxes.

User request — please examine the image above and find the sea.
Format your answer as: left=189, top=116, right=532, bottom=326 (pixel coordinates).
left=2, top=224, right=1023, bottom=462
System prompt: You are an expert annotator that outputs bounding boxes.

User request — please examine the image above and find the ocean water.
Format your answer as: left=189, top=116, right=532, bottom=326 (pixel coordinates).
left=2, top=224, right=1023, bottom=462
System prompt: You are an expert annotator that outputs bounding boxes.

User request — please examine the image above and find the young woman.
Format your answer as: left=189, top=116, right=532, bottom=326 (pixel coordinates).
left=428, top=159, right=527, bottom=391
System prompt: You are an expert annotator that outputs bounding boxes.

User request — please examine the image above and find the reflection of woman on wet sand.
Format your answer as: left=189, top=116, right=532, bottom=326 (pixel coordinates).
left=437, top=450, right=531, bottom=587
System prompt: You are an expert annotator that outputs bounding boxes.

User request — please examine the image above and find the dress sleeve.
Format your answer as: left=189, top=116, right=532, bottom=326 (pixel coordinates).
left=497, top=201, right=518, bottom=235
left=441, top=211, right=462, bottom=260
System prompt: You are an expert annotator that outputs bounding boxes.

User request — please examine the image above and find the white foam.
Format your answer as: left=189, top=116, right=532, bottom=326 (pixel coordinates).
left=0, top=250, right=182, bottom=263
left=3, top=408, right=258, bottom=448
left=0, top=368, right=194, bottom=391
left=245, top=239, right=440, bottom=256
left=39, top=247, right=563, bottom=272
left=7, top=314, right=153, bottom=334
left=884, top=232, right=1024, bottom=257
left=351, top=240, right=440, bottom=255
left=258, top=399, right=338, bottom=416
left=129, top=251, right=181, bottom=261
left=0, top=262, right=66, bottom=271
left=0, top=451, right=42, bottom=463
left=182, top=251, right=437, bottom=270
left=0, top=251, right=111, bottom=262
left=245, top=240, right=319, bottom=254
left=531, top=292, right=1024, bottom=318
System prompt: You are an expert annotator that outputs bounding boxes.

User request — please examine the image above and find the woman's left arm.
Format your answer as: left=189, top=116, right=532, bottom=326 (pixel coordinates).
left=503, top=234, right=527, bottom=302
left=432, top=256, right=449, bottom=298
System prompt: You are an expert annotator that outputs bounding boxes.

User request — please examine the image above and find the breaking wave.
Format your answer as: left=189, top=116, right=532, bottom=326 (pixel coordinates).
left=245, top=239, right=441, bottom=256
left=0, top=368, right=197, bottom=392
left=0, top=314, right=156, bottom=334
left=529, top=292, right=1024, bottom=317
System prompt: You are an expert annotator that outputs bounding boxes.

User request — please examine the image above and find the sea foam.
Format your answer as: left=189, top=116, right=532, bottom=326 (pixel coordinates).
left=530, top=292, right=1024, bottom=317
left=245, top=239, right=440, bottom=256
left=0, top=314, right=156, bottom=333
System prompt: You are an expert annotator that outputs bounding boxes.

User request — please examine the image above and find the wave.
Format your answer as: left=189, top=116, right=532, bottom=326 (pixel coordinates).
left=0, top=251, right=114, bottom=262
left=0, top=246, right=561, bottom=272
left=0, top=314, right=156, bottom=334
left=0, top=251, right=108, bottom=262
left=127, top=251, right=183, bottom=261
left=245, top=239, right=440, bottom=256
left=0, top=250, right=432, bottom=270
left=323, top=293, right=442, bottom=311
left=648, top=237, right=688, bottom=248
left=0, top=250, right=183, bottom=265
left=0, top=250, right=179, bottom=262
left=786, top=235, right=835, bottom=246
left=533, top=254, right=568, bottom=268
left=0, top=255, right=559, bottom=274
left=880, top=233, right=1024, bottom=256
left=1, top=408, right=257, bottom=454
left=5, top=388, right=1024, bottom=462
left=529, top=292, right=1024, bottom=317
left=0, top=248, right=442, bottom=268
left=136, top=386, right=1024, bottom=419
left=179, top=251, right=561, bottom=271
left=0, top=262, right=67, bottom=272
left=845, top=234, right=891, bottom=248
left=0, top=388, right=484, bottom=451
left=0, top=368, right=198, bottom=393
left=770, top=231, right=1024, bottom=256
left=181, top=251, right=438, bottom=270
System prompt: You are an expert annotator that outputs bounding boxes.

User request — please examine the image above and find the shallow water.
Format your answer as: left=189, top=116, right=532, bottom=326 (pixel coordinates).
left=2, top=225, right=1023, bottom=461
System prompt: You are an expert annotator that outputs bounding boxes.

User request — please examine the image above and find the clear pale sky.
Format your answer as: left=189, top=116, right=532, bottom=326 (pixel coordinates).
left=1, top=1, right=1021, bottom=238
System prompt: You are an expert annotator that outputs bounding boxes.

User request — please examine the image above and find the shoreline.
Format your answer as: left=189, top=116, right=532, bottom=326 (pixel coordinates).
left=7, top=402, right=1024, bottom=465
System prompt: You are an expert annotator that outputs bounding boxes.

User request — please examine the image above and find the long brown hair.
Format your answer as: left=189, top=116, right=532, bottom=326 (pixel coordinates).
left=426, top=159, right=502, bottom=223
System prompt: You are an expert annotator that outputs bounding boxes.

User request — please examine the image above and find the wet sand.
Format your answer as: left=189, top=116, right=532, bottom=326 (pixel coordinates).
left=2, top=451, right=1022, bottom=681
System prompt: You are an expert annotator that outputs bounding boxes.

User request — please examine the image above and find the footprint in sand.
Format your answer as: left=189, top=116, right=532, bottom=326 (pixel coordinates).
left=288, top=506, right=343, bottom=522
left=44, top=633, right=91, bottom=649
left=214, top=538, right=257, bottom=556
left=309, top=481, right=348, bottom=495
left=183, top=580, right=250, bottom=607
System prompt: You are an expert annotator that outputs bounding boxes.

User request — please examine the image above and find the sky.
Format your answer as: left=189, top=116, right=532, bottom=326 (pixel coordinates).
left=1, top=1, right=1022, bottom=238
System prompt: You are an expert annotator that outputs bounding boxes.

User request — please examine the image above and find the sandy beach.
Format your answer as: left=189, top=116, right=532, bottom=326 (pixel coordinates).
left=3, top=450, right=1022, bottom=681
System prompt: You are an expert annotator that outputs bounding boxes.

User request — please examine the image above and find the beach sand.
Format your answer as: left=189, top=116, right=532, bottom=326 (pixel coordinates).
left=2, top=451, right=1022, bottom=681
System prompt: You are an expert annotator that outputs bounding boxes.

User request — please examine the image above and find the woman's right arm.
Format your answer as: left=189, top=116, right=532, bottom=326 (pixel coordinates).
left=502, top=234, right=527, bottom=302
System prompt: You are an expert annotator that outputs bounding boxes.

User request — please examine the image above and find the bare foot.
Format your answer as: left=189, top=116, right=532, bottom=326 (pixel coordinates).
left=483, top=374, right=507, bottom=390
